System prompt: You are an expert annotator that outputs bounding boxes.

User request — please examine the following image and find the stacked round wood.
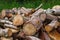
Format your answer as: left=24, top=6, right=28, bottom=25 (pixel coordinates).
left=0, top=5, right=60, bottom=40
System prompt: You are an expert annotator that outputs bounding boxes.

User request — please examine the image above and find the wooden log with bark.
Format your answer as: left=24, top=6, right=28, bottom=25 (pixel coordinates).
left=23, top=9, right=44, bottom=36
left=45, top=19, right=59, bottom=32
left=0, top=5, right=60, bottom=40
left=1, top=37, right=13, bottom=40
left=0, top=28, right=12, bottom=37
left=1, top=9, right=13, bottom=18
left=12, top=14, right=24, bottom=26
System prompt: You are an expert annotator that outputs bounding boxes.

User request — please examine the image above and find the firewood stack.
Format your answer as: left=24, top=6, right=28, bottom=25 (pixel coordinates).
left=0, top=4, right=60, bottom=40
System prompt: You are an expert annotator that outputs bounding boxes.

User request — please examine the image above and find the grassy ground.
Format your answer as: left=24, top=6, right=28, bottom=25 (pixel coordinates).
left=0, top=0, right=60, bottom=11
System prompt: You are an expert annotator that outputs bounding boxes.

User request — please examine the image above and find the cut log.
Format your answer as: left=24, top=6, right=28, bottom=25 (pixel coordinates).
left=0, top=19, right=13, bottom=25
left=23, top=23, right=37, bottom=36
left=49, top=30, right=60, bottom=40
left=20, top=7, right=29, bottom=16
left=52, top=5, right=60, bottom=10
left=51, top=5, right=60, bottom=15
left=1, top=37, right=13, bottom=40
left=46, top=14, right=57, bottom=20
left=13, top=14, right=23, bottom=26
left=39, top=13, right=46, bottom=22
left=45, top=19, right=59, bottom=32
left=31, top=8, right=44, bottom=17
left=4, top=24, right=18, bottom=30
left=51, top=9, right=60, bottom=15
left=20, top=7, right=34, bottom=17
left=0, top=28, right=12, bottom=37
left=7, top=28, right=19, bottom=33
left=23, top=9, right=44, bottom=36
left=10, top=29, right=19, bottom=33
left=1, top=9, right=13, bottom=18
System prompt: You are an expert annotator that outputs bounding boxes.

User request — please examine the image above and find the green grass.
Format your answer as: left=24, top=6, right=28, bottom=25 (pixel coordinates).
left=0, top=0, right=60, bottom=11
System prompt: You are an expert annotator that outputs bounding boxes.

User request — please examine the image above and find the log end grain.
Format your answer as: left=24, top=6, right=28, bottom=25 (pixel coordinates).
left=13, top=15, right=23, bottom=26
left=23, top=23, right=37, bottom=36
left=45, top=25, right=53, bottom=32
left=39, top=13, right=46, bottom=22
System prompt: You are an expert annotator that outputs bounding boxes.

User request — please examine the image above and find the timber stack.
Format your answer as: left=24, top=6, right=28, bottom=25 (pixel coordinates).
left=0, top=4, right=60, bottom=40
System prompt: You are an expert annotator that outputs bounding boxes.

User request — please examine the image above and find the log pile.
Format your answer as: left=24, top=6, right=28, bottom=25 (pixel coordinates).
left=0, top=4, right=60, bottom=40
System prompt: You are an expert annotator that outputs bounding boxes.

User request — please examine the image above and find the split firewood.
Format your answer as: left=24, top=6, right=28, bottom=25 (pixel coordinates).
left=13, top=14, right=23, bottom=26
left=49, top=30, right=60, bottom=40
left=1, top=37, right=13, bottom=40
left=0, top=28, right=12, bottom=37
left=7, top=28, right=19, bottom=33
left=45, top=19, right=59, bottom=32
